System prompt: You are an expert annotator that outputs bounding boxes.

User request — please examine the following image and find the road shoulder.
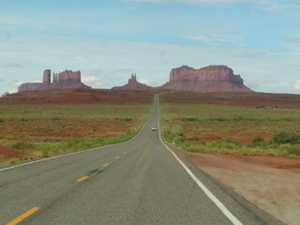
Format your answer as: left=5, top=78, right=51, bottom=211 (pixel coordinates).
left=175, top=150, right=289, bottom=225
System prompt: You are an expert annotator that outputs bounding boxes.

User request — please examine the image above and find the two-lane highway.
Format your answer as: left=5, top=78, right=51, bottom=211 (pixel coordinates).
left=0, top=96, right=282, bottom=225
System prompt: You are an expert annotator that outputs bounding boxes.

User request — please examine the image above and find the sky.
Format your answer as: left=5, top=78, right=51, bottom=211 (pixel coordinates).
left=0, top=0, right=300, bottom=94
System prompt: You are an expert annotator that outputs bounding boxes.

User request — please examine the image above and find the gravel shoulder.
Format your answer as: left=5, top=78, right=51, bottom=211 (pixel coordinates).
left=180, top=152, right=300, bottom=225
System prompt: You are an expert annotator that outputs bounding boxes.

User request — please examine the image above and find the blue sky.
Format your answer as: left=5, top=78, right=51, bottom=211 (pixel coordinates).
left=1, top=0, right=300, bottom=93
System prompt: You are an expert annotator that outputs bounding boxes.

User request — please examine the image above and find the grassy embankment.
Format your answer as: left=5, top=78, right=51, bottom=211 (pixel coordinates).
left=161, top=103, right=300, bottom=157
left=0, top=104, right=150, bottom=166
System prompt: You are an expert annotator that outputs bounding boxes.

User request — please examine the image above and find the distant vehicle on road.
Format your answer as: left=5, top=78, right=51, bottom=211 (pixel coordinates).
left=152, top=127, right=158, bottom=131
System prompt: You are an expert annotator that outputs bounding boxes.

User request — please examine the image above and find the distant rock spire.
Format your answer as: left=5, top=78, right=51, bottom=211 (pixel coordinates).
left=113, top=73, right=152, bottom=90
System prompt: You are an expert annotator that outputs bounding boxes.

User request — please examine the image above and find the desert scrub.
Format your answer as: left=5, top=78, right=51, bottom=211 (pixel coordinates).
left=251, top=137, right=268, bottom=147
left=0, top=103, right=150, bottom=166
left=272, top=131, right=300, bottom=144
left=30, top=128, right=139, bottom=158
left=163, top=125, right=183, bottom=144
left=161, top=103, right=300, bottom=157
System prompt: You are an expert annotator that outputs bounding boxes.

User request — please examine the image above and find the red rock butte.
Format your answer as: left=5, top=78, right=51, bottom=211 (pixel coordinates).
left=113, top=74, right=152, bottom=91
left=18, top=70, right=90, bottom=92
left=162, top=65, right=252, bottom=93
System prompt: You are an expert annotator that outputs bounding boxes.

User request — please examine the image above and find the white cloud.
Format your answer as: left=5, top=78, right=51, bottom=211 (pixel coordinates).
left=187, top=34, right=218, bottom=42
left=295, top=80, right=300, bottom=92
left=139, top=78, right=151, bottom=85
left=184, top=33, right=237, bottom=46
left=286, top=37, right=300, bottom=45
left=126, top=0, right=300, bottom=10
left=82, top=75, right=102, bottom=88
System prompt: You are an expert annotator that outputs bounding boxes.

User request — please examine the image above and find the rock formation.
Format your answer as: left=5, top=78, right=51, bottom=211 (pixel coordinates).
left=162, top=65, right=252, bottom=93
left=18, top=70, right=90, bottom=92
left=113, top=74, right=152, bottom=91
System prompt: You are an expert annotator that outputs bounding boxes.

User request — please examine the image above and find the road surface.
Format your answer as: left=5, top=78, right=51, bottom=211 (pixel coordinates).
left=0, top=96, right=283, bottom=225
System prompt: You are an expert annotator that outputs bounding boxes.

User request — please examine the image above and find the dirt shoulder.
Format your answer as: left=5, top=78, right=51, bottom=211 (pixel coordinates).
left=180, top=152, right=300, bottom=225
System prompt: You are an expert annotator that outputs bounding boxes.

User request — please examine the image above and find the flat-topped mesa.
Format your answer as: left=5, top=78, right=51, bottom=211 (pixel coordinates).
left=112, top=73, right=152, bottom=90
left=170, top=65, right=242, bottom=83
left=53, top=70, right=81, bottom=84
left=164, top=65, right=252, bottom=93
left=18, top=70, right=90, bottom=92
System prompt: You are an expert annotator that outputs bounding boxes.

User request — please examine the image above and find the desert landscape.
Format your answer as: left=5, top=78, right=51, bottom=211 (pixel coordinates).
left=2, top=2, right=299, bottom=225
left=1, top=65, right=299, bottom=224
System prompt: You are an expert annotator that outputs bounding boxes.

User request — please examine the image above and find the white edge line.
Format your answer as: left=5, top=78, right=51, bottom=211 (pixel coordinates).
left=157, top=97, right=244, bottom=225
left=0, top=108, right=151, bottom=173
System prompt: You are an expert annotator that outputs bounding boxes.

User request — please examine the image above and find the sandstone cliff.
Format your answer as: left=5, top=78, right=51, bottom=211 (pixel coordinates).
left=162, top=65, right=252, bottom=93
left=113, top=74, right=152, bottom=91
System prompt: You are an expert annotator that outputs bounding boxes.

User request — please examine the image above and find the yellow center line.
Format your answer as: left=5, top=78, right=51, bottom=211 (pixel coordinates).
left=103, top=162, right=111, bottom=168
left=7, top=207, right=40, bottom=225
left=76, top=176, right=90, bottom=183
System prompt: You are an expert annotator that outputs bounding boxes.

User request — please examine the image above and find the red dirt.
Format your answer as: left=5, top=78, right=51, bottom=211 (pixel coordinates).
left=182, top=123, right=274, bottom=145
left=179, top=151, right=300, bottom=225
left=0, top=119, right=137, bottom=142
left=161, top=92, right=300, bottom=108
left=0, top=146, right=19, bottom=158
left=228, top=154, right=300, bottom=169
left=181, top=152, right=300, bottom=170
left=0, top=89, right=154, bottom=105
left=178, top=152, right=300, bottom=170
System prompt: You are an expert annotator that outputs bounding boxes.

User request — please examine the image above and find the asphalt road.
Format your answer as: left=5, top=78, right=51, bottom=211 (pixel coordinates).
left=0, top=96, right=283, bottom=225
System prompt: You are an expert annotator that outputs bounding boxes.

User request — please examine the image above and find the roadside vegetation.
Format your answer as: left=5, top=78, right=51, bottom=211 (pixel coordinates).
left=0, top=104, right=150, bottom=166
left=161, top=103, right=300, bottom=157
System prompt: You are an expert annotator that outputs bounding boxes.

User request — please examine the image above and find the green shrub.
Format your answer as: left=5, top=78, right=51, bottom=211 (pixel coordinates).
left=233, top=116, right=245, bottom=122
left=273, top=131, right=300, bottom=144
left=67, top=138, right=94, bottom=149
left=182, top=117, right=198, bottom=122
left=163, top=129, right=177, bottom=143
left=209, top=139, right=241, bottom=149
left=163, top=125, right=184, bottom=145
left=209, top=117, right=227, bottom=122
left=285, top=145, right=300, bottom=156
left=117, top=117, right=133, bottom=122
left=12, top=142, right=33, bottom=150
left=252, top=137, right=268, bottom=147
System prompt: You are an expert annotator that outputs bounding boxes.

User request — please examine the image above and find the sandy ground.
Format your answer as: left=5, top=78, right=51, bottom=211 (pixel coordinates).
left=181, top=152, right=300, bottom=225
